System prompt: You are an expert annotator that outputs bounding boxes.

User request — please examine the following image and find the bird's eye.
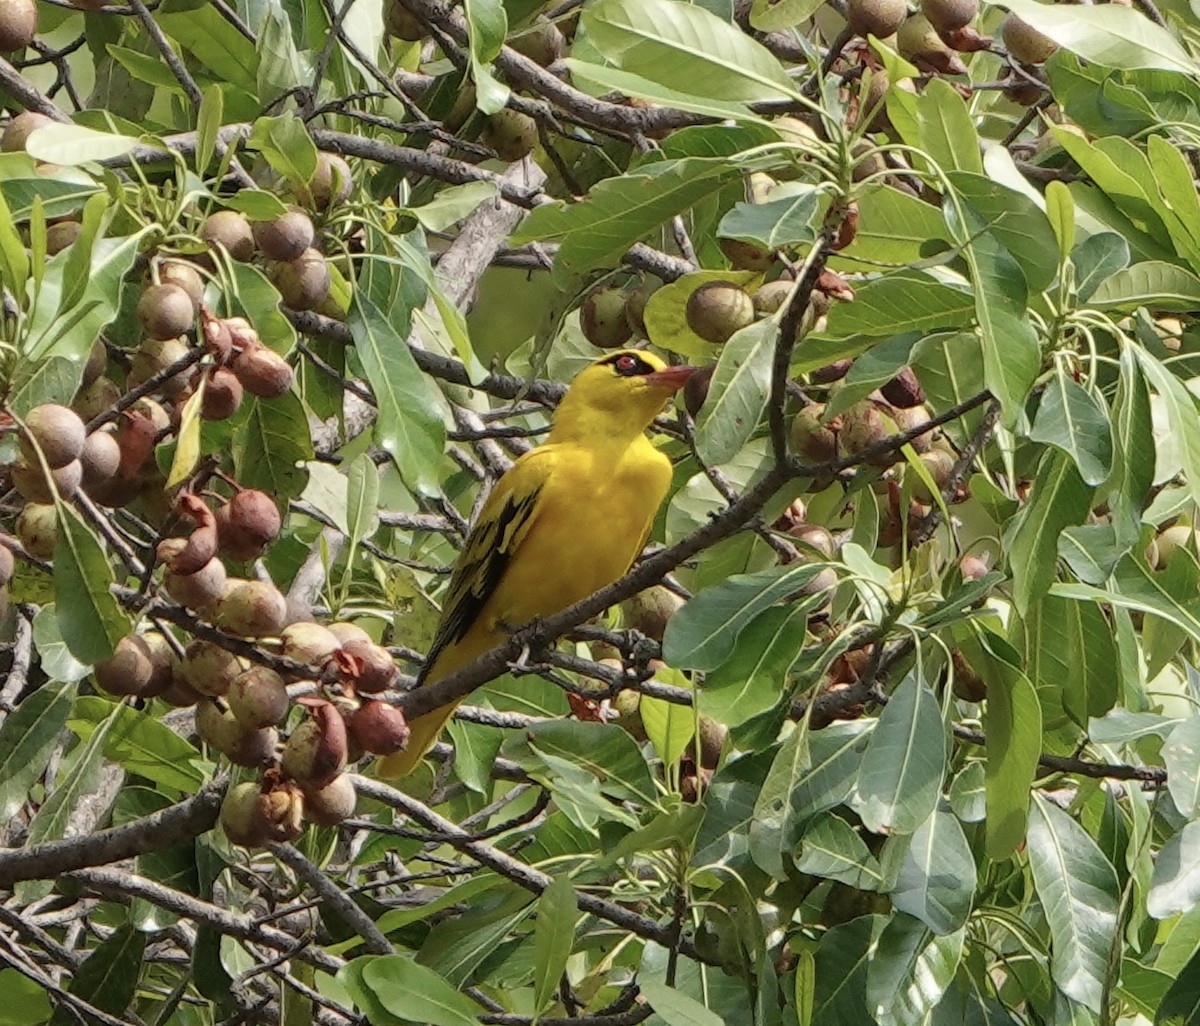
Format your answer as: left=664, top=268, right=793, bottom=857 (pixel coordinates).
left=613, top=354, right=643, bottom=376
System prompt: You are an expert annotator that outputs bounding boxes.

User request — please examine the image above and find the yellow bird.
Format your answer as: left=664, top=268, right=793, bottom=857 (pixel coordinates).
left=379, top=350, right=696, bottom=777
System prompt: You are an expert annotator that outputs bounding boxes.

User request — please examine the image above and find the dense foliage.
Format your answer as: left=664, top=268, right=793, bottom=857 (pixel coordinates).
left=1, top=0, right=1200, bottom=1023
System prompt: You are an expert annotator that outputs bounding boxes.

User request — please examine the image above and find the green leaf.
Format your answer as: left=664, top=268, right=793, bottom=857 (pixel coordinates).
left=812, top=916, right=883, bottom=1024
left=917, top=79, right=982, bottom=176
left=718, top=185, right=823, bottom=250
left=345, top=452, right=380, bottom=549
left=53, top=503, right=130, bottom=664
left=0, top=682, right=73, bottom=821
left=0, top=970, right=52, bottom=1026
left=1029, top=369, right=1113, bottom=486
left=1046, top=180, right=1075, bottom=259
left=465, top=0, right=509, bottom=112
left=221, top=190, right=291, bottom=220
left=694, top=317, right=775, bottom=466
left=348, top=293, right=448, bottom=497
left=166, top=386, right=205, bottom=488
left=360, top=957, right=481, bottom=1026
left=48, top=923, right=145, bottom=1026
left=1090, top=261, right=1200, bottom=311
left=1002, top=0, right=1198, bottom=75
left=970, top=631, right=1041, bottom=859
left=641, top=981, right=726, bottom=1026
left=795, top=812, right=885, bottom=890
left=257, top=7, right=309, bottom=106
left=883, top=809, right=975, bottom=935
left=832, top=184, right=950, bottom=275
left=234, top=393, right=314, bottom=506
left=1006, top=449, right=1094, bottom=615
left=855, top=672, right=945, bottom=835
left=508, top=720, right=656, bottom=805
left=158, top=2, right=259, bottom=94
left=1164, top=717, right=1200, bottom=821
left=249, top=114, right=319, bottom=196
left=511, top=157, right=738, bottom=284
left=1156, top=940, right=1200, bottom=1024
left=1133, top=347, right=1200, bottom=511
left=26, top=123, right=140, bottom=164
left=0, top=171, right=29, bottom=302
left=1106, top=346, right=1154, bottom=546
left=582, top=0, right=798, bottom=103
left=1027, top=793, right=1120, bottom=1012
left=563, top=59, right=759, bottom=124
left=640, top=679, right=695, bottom=767
left=1148, top=821, right=1200, bottom=920
left=196, top=83, right=223, bottom=174
left=663, top=563, right=825, bottom=670
left=69, top=696, right=209, bottom=791
left=866, top=916, right=964, bottom=1026
left=533, top=877, right=577, bottom=1013
left=1074, top=231, right=1131, bottom=301
left=408, top=181, right=500, bottom=232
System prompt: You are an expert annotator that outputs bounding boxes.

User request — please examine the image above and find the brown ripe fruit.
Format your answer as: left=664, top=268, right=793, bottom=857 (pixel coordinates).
left=719, top=238, right=774, bottom=273
left=951, top=651, right=986, bottom=702
left=880, top=367, right=925, bottom=409
left=160, top=672, right=202, bottom=708
left=270, top=248, right=331, bottom=311
left=227, top=666, right=289, bottom=729
left=214, top=580, right=290, bottom=638
left=1150, top=524, right=1200, bottom=569
left=846, top=0, right=907, bottom=37
left=137, top=283, right=195, bottom=341
left=788, top=522, right=836, bottom=559
left=622, top=586, right=684, bottom=642
left=309, top=152, right=353, bottom=210
left=195, top=698, right=245, bottom=753
left=481, top=109, right=538, bottom=162
left=158, top=260, right=205, bottom=306
left=341, top=639, right=398, bottom=694
left=897, top=14, right=969, bottom=74
left=509, top=18, right=565, bottom=65
left=698, top=715, right=726, bottom=770
left=16, top=503, right=56, bottom=560
left=580, top=286, right=633, bottom=349
left=890, top=404, right=934, bottom=452
left=384, top=0, right=426, bottom=39
left=911, top=448, right=955, bottom=502
left=258, top=779, right=305, bottom=841
left=1, top=110, right=50, bottom=152
left=281, top=701, right=348, bottom=786
left=685, top=281, right=754, bottom=345
left=232, top=345, right=294, bottom=398
left=302, top=773, right=357, bottom=826
left=168, top=524, right=219, bottom=577
left=181, top=639, right=245, bottom=698
left=1002, top=13, right=1058, bottom=64
left=20, top=403, right=85, bottom=468
left=252, top=210, right=315, bottom=262
left=0, top=0, right=36, bottom=52
left=81, top=339, right=107, bottom=389
left=328, top=621, right=373, bottom=646
left=624, top=280, right=657, bottom=337
left=73, top=376, right=121, bottom=422
left=280, top=621, right=340, bottom=667
left=349, top=699, right=410, bottom=755
left=200, top=210, right=255, bottom=261
left=220, top=781, right=269, bottom=846
left=201, top=367, right=244, bottom=421
left=94, top=634, right=159, bottom=697
left=227, top=726, right=279, bottom=768
left=790, top=405, right=838, bottom=464
left=45, top=220, right=82, bottom=255
left=921, top=0, right=977, bottom=35
left=753, top=280, right=793, bottom=317
left=683, top=364, right=714, bottom=419
left=11, top=458, right=82, bottom=503
left=128, top=337, right=193, bottom=397
left=219, top=489, right=282, bottom=561
left=840, top=403, right=893, bottom=464
left=164, top=557, right=228, bottom=612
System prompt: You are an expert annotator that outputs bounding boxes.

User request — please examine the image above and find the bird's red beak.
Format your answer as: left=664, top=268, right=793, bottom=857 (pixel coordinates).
left=644, top=365, right=698, bottom=391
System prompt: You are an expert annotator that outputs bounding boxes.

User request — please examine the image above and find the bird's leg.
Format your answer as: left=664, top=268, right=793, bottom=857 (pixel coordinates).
left=502, top=618, right=550, bottom=675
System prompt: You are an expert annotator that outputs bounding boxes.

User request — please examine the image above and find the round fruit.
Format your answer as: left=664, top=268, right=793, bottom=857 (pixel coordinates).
left=19, top=403, right=85, bottom=468
left=137, top=283, right=194, bottom=341
left=157, top=260, right=205, bottom=306
left=788, top=522, right=836, bottom=559
left=880, top=367, right=925, bottom=408
left=720, top=238, right=774, bottom=273
left=349, top=699, right=410, bottom=755
left=252, top=210, right=315, bottom=262
left=181, top=639, right=245, bottom=698
left=341, top=639, right=397, bottom=693
left=201, top=367, right=244, bottom=421
left=1002, top=13, right=1057, bottom=64
left=1, top=111, right=50, bottom=152
left=232, top=345, right=294, bottom=398
left=164, top=558, right=228, bottom=612
left=73, top=376, right=121, bottom=422
left=328, top=621, right=373, bottom=646
left=790, top=405, right=838, bottom=464
left=128, top=337, right=193, bottom=396
left=890, top=404, right=934, bottom=452
left=0, top=0, right=37, bottom=53
left=270, top=248, right=330, bottom=311
left=309, top=152, right=352, bottom=210
left=214, top=580, right=290, bottom=638
left=753, top=280, right=793, bottom=316
left=897, top=14, right=965, bottom=72
left=220, top=781, right=268, bottom=846
left=921, top=0, right=977, bottom=35
left=11, top=458, right=82, bottom=503
left=280, top=621, right=340, bottom=667
left=281, top=705, right=348, bottom=786
left=302, top=773, right=357, bottom=826
left=685, top=281, right=754, bottom=345
left=81, top=339, right=107, bottom=389
left=45, top=220, right=82, bottom=255
left=683, top=364, right=714, bottom=419
left=227, top=666, right=288, bottom=729
left=200, top=210, right=255, bottom=261
left=811, top=359, right=852, bottom=384
left=911, top=448, right=955, bottom=502
left=622, top=586, right=683, bottom=641
left=624, top=280, right=657, bottom=337
left=384, top=0, right=426, bottom=39
left=257, top=780, right=304, bottom=841
left=80, top=431, right=121, bottom=492
left=698, top=715, right=726, bottom=770
left=481, top=109, right=538, bottom=162
left=846, top=0, right=907, bottom=38
left=218, top=489, right=282, bottom=561
left=580, top=286, right=633, bottom=349
left=195, top=698, right=244, bottom=754
left=16, top=503, right=56, bottom=560
left=1151, top=525, right=1200, bottom=568
left=840, top=402, right=892, bottom=462
left=509, top=19, right=565, bottom=65
left=94, top=634, right=157, bottom=697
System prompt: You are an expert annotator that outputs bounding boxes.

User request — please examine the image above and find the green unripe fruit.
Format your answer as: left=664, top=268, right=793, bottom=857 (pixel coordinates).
left=228, top=666, right=289, bottom=729
left=214, top=580, right=290, bottom=638
left=685, top=281, right=754, bottom=344
left=580, top=286, right=633, bottom=349
left=790, top=405, right=837, bottom=464
left=482, top=109, right=538, bottom=162
left=16, top=503, right=56, bottom=560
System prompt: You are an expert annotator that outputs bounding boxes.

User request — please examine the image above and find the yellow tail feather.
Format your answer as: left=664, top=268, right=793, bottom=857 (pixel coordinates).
left=377, top=701, right=462, bottom=778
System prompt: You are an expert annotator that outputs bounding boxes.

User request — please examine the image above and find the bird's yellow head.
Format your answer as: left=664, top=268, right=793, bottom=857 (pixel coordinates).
left=550, top=350, right=697, bottom=445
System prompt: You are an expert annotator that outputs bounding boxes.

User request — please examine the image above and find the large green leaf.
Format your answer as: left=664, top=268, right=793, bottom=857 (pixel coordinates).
left=1156, top=940, right=1200, bottom=1025
left=883, top=809, right=975, bottom=935
left=717, top=185, right=823, bottom=251
left=641, top=981, right=727, bottom=1026
left=233, top=392, right=314, bottom=506
left=1148, top=821, right=1200, bottom=921
left=158, top=2, right=259, bottom=93
left=1106, top=346, right=1155, bottom=546
left=1164, top=718, right=1200, bottom=821
left=360, top=957, right=481, bottom=1026
left=694, top=317, right=776, bottom=466
left=854, top=673, right=946, bottom=835
left=48, top=924, right=145, bottom=1026
left=917, top=79, right=982, bottom=176
left=812, top=916, right=884, bottom=1025
left=348, top=294, right=447, bottom=498
left=465, top=0, right=509, bottom=112
left=865, top=916, right=965, bottom=1026
left=0, top=682, right=73, bottom=821
left=1029, top=369, right=1113, bottom=486
left=1134, top=347, right=1200, bottom=510
left=53, top=503, right=130, bottom=664
left=831, top=185, right=950, bottom=274
left=1027, top=794, right=1120, bottom=1013
left=532, top=876, right=577, bottom=1012
left=795, top=812, right=885, bottom=891
left=582, top=0, right=798, bottom=103
left=1090, top=261, right=1200, bottom=311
